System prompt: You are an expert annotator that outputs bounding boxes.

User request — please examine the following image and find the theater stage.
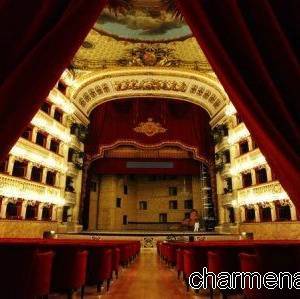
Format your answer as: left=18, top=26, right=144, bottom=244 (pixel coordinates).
left=59, top=230, right=240, bottom=248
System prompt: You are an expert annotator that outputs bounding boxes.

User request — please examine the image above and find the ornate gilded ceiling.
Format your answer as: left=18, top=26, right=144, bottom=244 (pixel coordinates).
left=72, top=30, right=211, bottom=72
left=67, top=1, right=229, bottom=120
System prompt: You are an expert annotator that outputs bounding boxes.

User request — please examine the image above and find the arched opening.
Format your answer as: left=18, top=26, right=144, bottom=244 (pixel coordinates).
left=41, top=206, right=52, bottom=221
left=81, top=97, right=217, bottom=231
left=6, top=200, right=22, bottom=220
left=25, top=203, right=38, bottom=220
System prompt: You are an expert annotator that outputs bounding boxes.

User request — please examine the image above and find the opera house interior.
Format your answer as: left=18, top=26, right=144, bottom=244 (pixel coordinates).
left=0, top=0, right=299, bottom=298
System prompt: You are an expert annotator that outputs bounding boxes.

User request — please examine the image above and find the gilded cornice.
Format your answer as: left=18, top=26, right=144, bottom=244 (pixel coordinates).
left=68, top=68, right=228, bottom=118
left=72, top=30, right=210, bottom=71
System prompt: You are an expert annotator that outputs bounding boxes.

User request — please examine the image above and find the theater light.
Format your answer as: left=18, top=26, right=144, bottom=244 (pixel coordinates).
left=48, top=89, right=75, bottom=114
left=31, top=112, right=71, bottom=143
left=0, top=186, right=65, bottom=205
left=10, top=146, right=68, bottom=172
left=237, top=181, right=289, bottom=205
left=0, top=175, right=65, bottom=205
left=239, top=191, right=289, bottom=206
left=230, top=154, right=266, bottom=175
left=225, top=102, right=237, bottom=116
left=228, top=125, right=250, bottom=145
left=60, top=69, right=74, bottom=86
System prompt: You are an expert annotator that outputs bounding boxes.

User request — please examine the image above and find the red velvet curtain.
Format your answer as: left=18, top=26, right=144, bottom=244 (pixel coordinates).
left=177, top=0, right=300, bottom=211
left=86, top=98, right=214, bottom=163
left=0, top=0, right=107, bottom=160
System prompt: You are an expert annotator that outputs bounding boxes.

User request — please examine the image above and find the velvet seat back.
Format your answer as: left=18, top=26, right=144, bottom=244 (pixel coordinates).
left=86, top=248, right=112, bottom=285
left=176, top=249, right=184, bottom=272
left=27, top=250, right=54, bottom=297
left=51, top=249, right=88, bottom=291
left=183, top=249, right=206, bottom=278
left=112, top=247, right=121, bottom=274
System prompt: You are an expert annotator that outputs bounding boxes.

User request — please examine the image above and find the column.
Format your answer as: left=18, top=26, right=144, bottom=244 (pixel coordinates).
left=52, top=205, right=57, bottom=221
left=6, top=155, right=15, bottom=175
left=266, top=165, right=272, bottom=182
left=270, top=202, right=277, bottom=221
left=247, top=136, right=253, bottom=151
left=251, top=169, right=256, bottom=186
left=68, top=206, right=73, bottom=223
left=42, top=167, right=48, bottom=184
left=32, top=127, right=38, bottom=143
left=62, top=113, right=67, bottom=127
left=0, top=198, right=8, bottom=218
left=54, top=172, right=60, bottom=187
left=37, top=203, right=43, bottom=220
left=20, top=201, right=27, bottom=219
left=240, top=206, right=246, bottom=222
left=254, top=204, right=260, bottom=222
left=234, top=175, right=242, bottom=190
left=219, top=206, right=226, bottom=225
left=50, top=105, right=56, bottom=118
left=60, top=143, right=68, bottom=159
left=73, top=170, right=83, bottom=224
left=290, top=202, right=297, bottom=221
left=56, top=206, right=62, bottom=222
left=25, top=162, right=33, bottom=180
left=60, top=173, right=67, bottom=190
left=46, top=135, right=52, bottom=150
left=234, top=205, right=241, bottom=223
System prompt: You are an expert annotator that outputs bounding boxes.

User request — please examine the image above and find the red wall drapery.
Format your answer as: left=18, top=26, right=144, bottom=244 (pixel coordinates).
left=0, top=0, right=107, bottom=161
left=86, top=98, right=214, bottom=163
left=177, top=0, right=300, bottom=212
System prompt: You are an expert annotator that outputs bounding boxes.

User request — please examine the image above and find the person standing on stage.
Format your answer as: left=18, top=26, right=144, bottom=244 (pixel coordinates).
left=189, top=209, right=200, bottom=231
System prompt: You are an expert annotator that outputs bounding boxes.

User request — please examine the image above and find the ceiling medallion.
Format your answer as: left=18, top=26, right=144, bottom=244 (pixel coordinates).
left=118, top=45, right=181, bottom=67
left=134, top=118, right=167, bottom=137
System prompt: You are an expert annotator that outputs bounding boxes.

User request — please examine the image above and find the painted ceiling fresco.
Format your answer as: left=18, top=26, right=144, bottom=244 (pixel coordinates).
left=94, top=1, right=191, bottom=42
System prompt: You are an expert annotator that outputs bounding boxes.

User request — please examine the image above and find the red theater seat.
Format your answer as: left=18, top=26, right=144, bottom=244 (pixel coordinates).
left=208, top=250, right=242, bottom=299
left=254, top=246, right=300, bottom=299
left=176, top=248, right=184, bottom=279
left=120, top=245, right=131, bottom=266
left=183, top=249, right=206, bottom=291
left=27, top=250, right=54, bottom=298
left=52, top=249, right=88, bottom=299
left=113, top=247, right=121, bottom=278
left=239, top=252, right=265, bottom=299
left=86, top=248, right=113, bottom=293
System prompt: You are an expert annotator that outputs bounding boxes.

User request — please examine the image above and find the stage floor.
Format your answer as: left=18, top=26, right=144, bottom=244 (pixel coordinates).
left=74, top=230, right=227, bottom=236
left=59, top=230, right=240, bottom=247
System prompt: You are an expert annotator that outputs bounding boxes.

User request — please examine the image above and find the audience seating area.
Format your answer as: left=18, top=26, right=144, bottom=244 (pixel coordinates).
left=157, top=240, right=300, bottom=299
left=0, top=238, right=140, bottom=299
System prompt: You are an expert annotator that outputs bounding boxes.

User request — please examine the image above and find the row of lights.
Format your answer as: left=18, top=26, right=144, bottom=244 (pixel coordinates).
left=0, top=183, right=65, bottom=206
left=228, top=123, right=250, bottom=145
left=238, top=190, right=289, bottom=206
left=10, top=144, right=68, bottom=172
left=31, top=111, right=72, bottom=143
left=48, top=89, right=75, bottom=114
left=230, top=153, right=266, bottom=175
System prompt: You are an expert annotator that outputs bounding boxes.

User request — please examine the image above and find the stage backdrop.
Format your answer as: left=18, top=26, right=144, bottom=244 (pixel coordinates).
left=86, top=98, right=214, bottom=164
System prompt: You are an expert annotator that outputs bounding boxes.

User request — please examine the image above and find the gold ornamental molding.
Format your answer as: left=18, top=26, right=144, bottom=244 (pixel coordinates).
left=237, top=180, right=289, bottom=206
left=11, top=138, right=68, bottom=173
left=68, top=69, right=229, bottom=118
left=0, top=173, right=64, bottom=206
left=133, top=118, right=167, bottom=137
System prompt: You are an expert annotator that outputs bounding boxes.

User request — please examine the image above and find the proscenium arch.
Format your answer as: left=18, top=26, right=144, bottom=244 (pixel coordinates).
left=68, top=68, right=229, bottom=118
